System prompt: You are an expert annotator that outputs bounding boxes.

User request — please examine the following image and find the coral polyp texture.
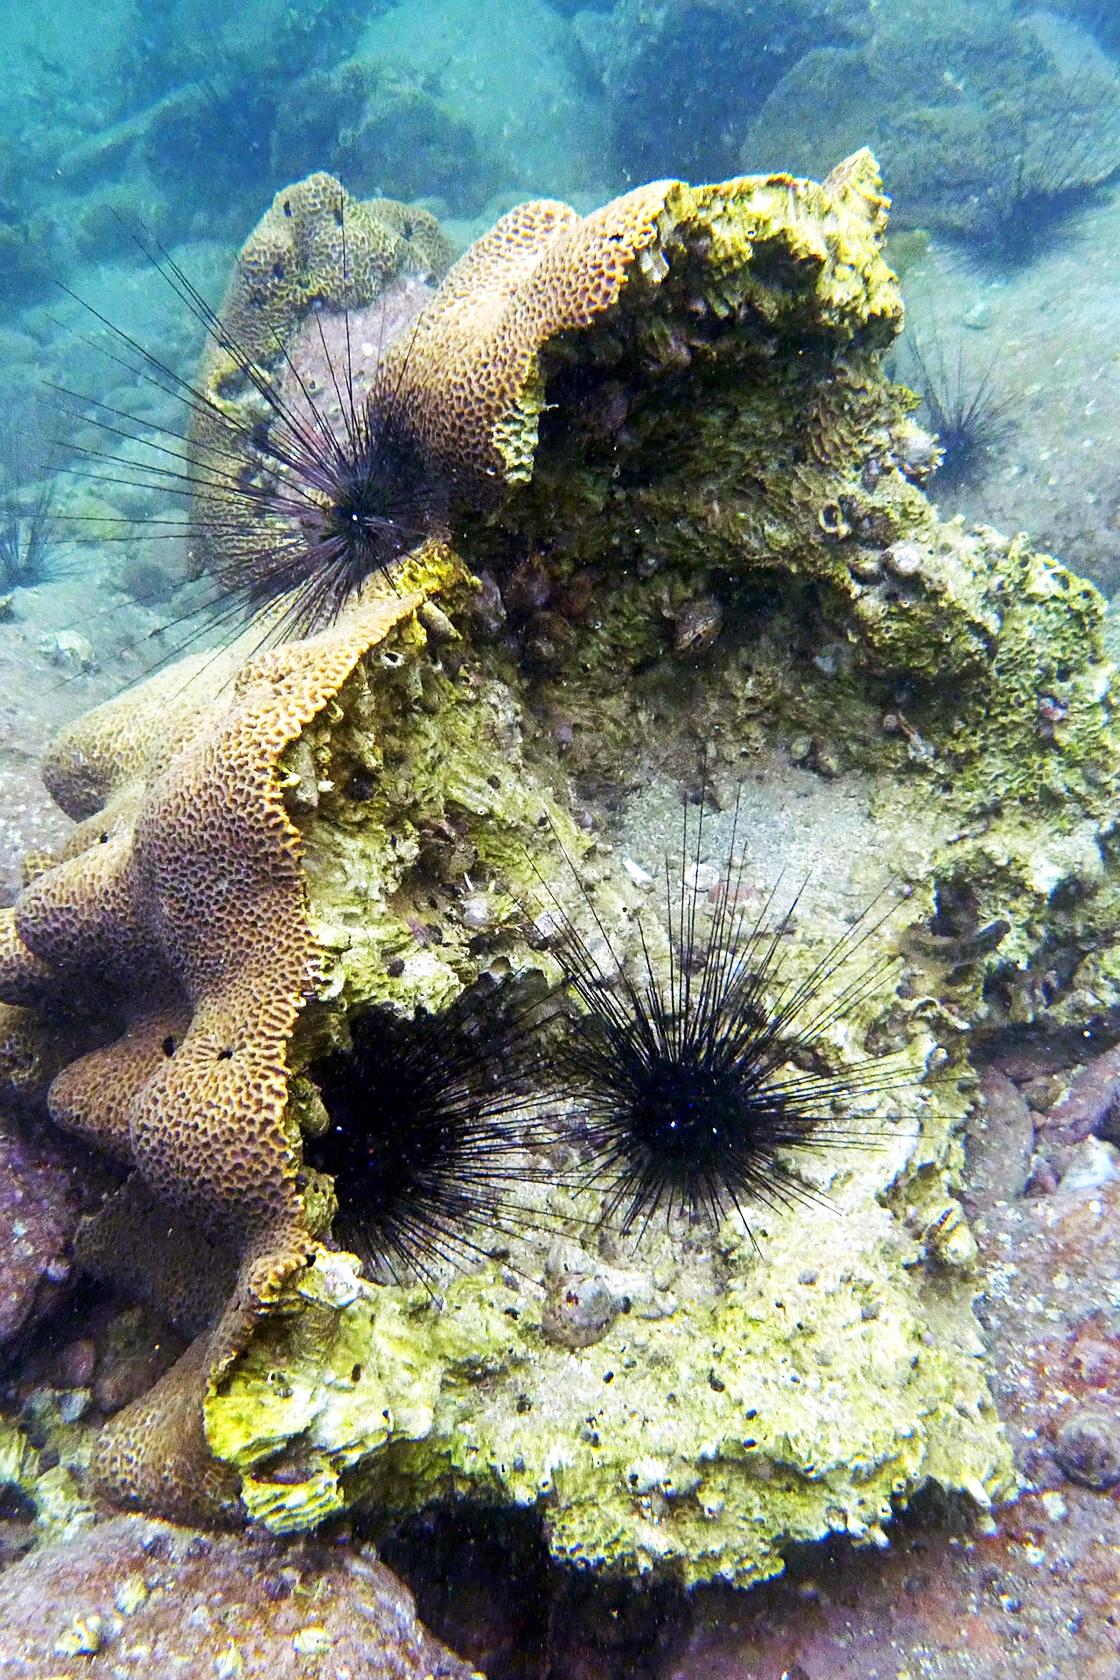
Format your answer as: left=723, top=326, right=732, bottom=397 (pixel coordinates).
left=8, top=152, right=1120, bottom=1587
left=186, top=171, right=454, bottom=607
left=383, top=150, right=902, bottom=496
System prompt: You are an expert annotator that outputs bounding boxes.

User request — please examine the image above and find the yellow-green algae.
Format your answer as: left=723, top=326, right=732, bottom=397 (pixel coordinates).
left=0, top=1414, right=93, bottom=1544
left=199, top=538, right=1019, bottom=1586
left=208, top=1181, right=1006, bottom=1587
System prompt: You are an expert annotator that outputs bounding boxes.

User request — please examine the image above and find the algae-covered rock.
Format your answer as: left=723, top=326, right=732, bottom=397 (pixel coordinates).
left=11, top=154, right=1120, bottom=1586
left=745, top=0, right=1120, bottom=256
left=208, top=1182, right=1004, bottom=1587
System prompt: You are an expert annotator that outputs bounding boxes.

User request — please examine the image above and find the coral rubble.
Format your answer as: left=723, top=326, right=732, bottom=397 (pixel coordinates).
left=8, top=151, right=1120, bottom=1588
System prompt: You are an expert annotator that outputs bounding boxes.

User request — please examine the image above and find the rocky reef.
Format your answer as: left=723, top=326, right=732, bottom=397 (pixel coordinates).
left=7, top=150, right=1120, bottom=1589
left=745, top=0, right=1120, bottom=258
left=0, top=1513, right=474, bottom=1678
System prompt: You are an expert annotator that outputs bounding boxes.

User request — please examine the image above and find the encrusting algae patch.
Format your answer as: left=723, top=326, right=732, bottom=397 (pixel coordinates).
left=7, top=149, right=1120, bottom=1585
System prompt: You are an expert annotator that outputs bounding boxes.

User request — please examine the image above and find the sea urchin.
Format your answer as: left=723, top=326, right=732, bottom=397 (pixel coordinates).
left=303, top=983, right=552, bottom=1283
left=54, top=211, right=447, bottom=663
left=538, top=799, right=913, bottom=1242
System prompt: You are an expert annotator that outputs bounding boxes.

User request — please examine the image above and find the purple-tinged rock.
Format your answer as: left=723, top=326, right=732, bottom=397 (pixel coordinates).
left=1044, top=1041, right=1120, bottom=1144
left=0, top=1515, right=476, bottom=1678
left=1054, top=1408, right=1120, bottom=1490
left=966, top=1068, right=1035, bottom=1202
left=0, top=1121, right=89, bottom=1348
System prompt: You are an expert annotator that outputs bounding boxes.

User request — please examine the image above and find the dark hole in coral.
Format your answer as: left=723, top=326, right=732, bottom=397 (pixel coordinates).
left=217, top=1047, right=234, bottom=1061
left=161, top=1036, right=176, bottom=1056
left=346, top=770, right=376, bottom=801
left=0, top=1484, right=36, bottom=1524
left=928, top=877, right=980, bottom=941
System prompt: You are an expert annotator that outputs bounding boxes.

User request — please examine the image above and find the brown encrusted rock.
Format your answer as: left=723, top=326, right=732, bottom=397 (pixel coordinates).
left=0, top=584, right=428, bottom=1521
left=0, top=1515, right=475, bottom=1680
left=0, top=1118, right=90, bottom=1349
left=382, top=150, right=897, bottom=493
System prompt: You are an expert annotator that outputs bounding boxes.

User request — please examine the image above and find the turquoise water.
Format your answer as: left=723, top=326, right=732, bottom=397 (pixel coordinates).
left=2, top=3, right=1120, bottom=1672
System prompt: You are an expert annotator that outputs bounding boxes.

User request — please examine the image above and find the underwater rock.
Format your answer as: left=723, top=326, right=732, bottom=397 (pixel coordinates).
left=0, top=1515, right=474, bottom=1679
left=578, top=0, right=866, bottom=185
left=270, top=59, right=494, bottom=211
left=745, top=0, right=1120, bottom=258
left=0, top=1119, right=88, bottom=1350
left=10, top=151, right=1120, bottom=1587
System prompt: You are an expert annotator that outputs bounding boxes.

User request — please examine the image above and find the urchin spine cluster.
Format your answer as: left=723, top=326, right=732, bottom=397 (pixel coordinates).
left=303, top=987, right=552, bottom=1282
left=54, top=216, right=445, bottom=667
left=535, top=804, right=909, bottom=1241
left=308, top=801, right=913, bottom=1276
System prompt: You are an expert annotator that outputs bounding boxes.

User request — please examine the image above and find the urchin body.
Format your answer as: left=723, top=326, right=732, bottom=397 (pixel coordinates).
left=541, top=809, right=908, bottom=1240
left=304, top=993, right=547, bottom=1281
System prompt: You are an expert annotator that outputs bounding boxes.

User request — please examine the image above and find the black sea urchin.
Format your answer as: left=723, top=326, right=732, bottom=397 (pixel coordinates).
left=52, top=217, right=445, bottom=664
left=303, top=985, right=553, bottom=1283
left=537, top=800, right=913, bottom=1242
left=901, top=327, right=1017, bottom=492
left=0, top=397, right=61, bottom=588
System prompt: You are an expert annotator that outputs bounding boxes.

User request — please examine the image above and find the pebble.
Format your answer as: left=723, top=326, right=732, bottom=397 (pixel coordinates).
left=1054, top=1408, right=1120, bottom=1490
left=961, top=297, right=994, bottom=329
left=682, top=861, right=720, bottom=894
left=541, top=1270, right=622, bottom=1349
left=1057, top=1135, right=1120, bottom=1193
left=53, top=1612, right=104, bottom=1655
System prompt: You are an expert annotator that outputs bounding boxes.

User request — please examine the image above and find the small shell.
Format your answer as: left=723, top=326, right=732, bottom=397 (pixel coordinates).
left=418, top=601, right=459, bottom=643
left=541, top=1270, right=621, bottom=1349
left=817, top=501, right=851, bottom=539
left=884, top=540, right=924, bottom=578
left=460, top=893, right=494, bottom=930
left=923, top=1202, right=977, bottom=1271
left=674, top=595, right=722, bottom=657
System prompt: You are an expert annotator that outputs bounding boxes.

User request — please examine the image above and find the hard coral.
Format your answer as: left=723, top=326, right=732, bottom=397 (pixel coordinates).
left=384, top=150, right=900, bottom=495
left=188, top=172, right=454, bottom=601
left=0, top=581, right=428, bottom=1519
left=210, top=170, right=452, bottom=362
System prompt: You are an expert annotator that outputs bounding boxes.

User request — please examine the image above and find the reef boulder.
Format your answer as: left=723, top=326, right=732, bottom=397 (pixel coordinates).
left=9, top=153, right=1120, bottom=1589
